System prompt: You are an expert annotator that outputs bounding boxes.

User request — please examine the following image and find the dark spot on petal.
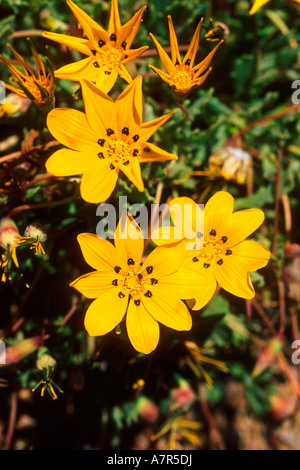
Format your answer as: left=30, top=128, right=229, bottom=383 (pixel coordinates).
left=221, top=236, right=228, bottom=243
left=143, top=147, right=151, bottom=152
left=193, top=257, right=199, bottom=262
left=185, top=59, right=191, bottom=66
left=133, top=134, right=139, bottom=142
left=150, top=278, right=158, bottom=285
left=217, top=259, right=223, bottom=265
left=137, top=273, right=143, bottom=280
left=121, top=41, right=127, bottom=49
left=98, top=152, right=105, bottom=159
left=210, top=229, right=216, bottom=236
left=122, top=127, right=129, bottom=135
left=118, top=292, right=125, bottom=298
left=123, top=160, right=130, bottom=166
left=112, top=279, right=118, bottom=286
left=204, top=263, right=210, bottom=268
left=146, top=266, right=153, bottom=274
left=144, top=290, right=152, bottom=298
left=197, top=232, right=203, bottom=238
left=110, top=33, right=117, bottom=41
left=114, top=266, right=121, bottom=273
left=110, top=163, right=115, bottom=170
left=98, top=40, right=106, bottom=47
left=98, top=138, right=105, bottom=146
left=91, top=50, right=97, bottom=56
left=107, top=128, right=114, bottom=136
left=133, top=149, right=139, bottom=157
left=104, top=71, right=111, bottom=75
left=134, top=299, right=140, bottom=306
left=93, top=61, right=100, bottom=68
left=127, top=258, right=135, bottom=265
left=226, top=249, right=232, bottom=255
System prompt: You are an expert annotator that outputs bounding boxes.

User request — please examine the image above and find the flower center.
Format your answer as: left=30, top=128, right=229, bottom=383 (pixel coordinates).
left=171, top=67, right=193, bottom=93
left=24, top=75, right=52, bottom=104
left=107, top=139, right=132, bottom=164
left=121, top=271, right=143, bottom=296
left=97, top=47, right=123, bottom=71
left=198, top=239, right=223, bottom=262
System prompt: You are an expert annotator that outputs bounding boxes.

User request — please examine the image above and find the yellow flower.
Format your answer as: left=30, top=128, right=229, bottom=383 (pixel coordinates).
left=14, top=223, right=47, bottom=256
left=250, top=0, right=300, bottom=14
left=0, top=43, right=54, bottom=110
left=208, top=146, right=252, bottom=184
left=0, top=217, right=20, bottom=282
left=42, top=0, right=148, bottom=93
left=152, top=192, right=271, bottom=309
left=149, top=15, right=222, bottom=98
left=46, top=75, right=177, bottom=203
left=70, top=212, right=193, bottom=354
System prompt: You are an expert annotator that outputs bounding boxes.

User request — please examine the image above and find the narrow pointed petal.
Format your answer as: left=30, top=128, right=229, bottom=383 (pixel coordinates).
left=148, top=65, right=174, bottom=86
left=46, top=149, right=96, bottom=176
left=139, top=141, right=178, bottom=162
left=80, top=162, right=119, bottom=203
left=117, top=6, right=147, bottom=49
left=80, top=79, right=117, bottom=136
left=84, top=289, right=128, bottom=336
left=226, top=209, right=265, bottom=247
left=249, top=0, right=271, bottom=14
left=115, top=211, right=144, bottom=269
left=139, top=109, right=177, bottom=142
left=126, top=300, right=159, bottom=354
left=149, top=32, right=175, bottom=75
left=108, top=0, right=122, bottom=36
left=70, top=271, right=115, bottom=298
left=66, top=0, right=103, bottom=41
left=115, top=75, right=143, bottom=134
left=193, top=41, right=223, bottom=77
left=118, top=64, right=133, bottom=84
left=47, top=108, right=99, bottom=152
left=193, top=67, right=212, bottom=87
left=142, top=291, right=192, bottom=331
left=204, top=191, right=234, bottom=238
left=168, top=15, right=181, bottom=64
left=122, top=46, right=149, bottom=63
left=183, top=19, right=203, bottom=67
left=42, top=31, right=92, bottom=56
left=77, top=233, right=118, bottom=271
left=54, top=56, right=98, bottom=82
left=120, top=158, right=144, bottom=192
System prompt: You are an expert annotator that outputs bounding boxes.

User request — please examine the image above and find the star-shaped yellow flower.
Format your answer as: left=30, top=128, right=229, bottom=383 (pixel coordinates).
left=42, top=0, right=148, bottom=92
left=45, top=75, right=177, bottom=203
left=0, top=44, right=54, bottom=110
left=71, top=212, right=193, bottom=354
left=151, top=192, right=271, bottom=310
left=149, top=15, right=223, bottom=98
left=250, top=0, right=300, bottom=14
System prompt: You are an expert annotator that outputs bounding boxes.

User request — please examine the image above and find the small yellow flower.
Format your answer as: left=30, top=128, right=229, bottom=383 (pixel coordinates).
left=152, top=192, right=271, bottom=309
left=70, top=212, right=193, bottom=354
left=32, top=349, right=64, bottom=400
left=46, top=75, right=177, bottom=203
left=0, top=218, right=20, bottom=282
left=250, top=0, right=300, bottom=14
left=14, top=223, right=47, bottom=256
left=0, top=43, right=55, bottom=110
left=149, top=15, right=222, bottom=98
left=43, top=0, right=148, bottom=93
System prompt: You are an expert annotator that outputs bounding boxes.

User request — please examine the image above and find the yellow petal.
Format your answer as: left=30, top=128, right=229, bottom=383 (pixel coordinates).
left=213, top=256, right=255, bottom=299
left=115, top=75, right=143, bottom=135
left=126, top=300, right=159, bottom=354
left=45, top=148, right=96, bottom=176
left=204, top=191, right=234, bottom=238
left=140, top=241, right=187, bottom=278
left=139, top=141, right=178, bottom=162
left=108, top=0, right=122, bottom=36
left=120, top=157, right=144, bottom=192
left=117, top=6, right=147, bottom=49
left=84, top=289, right=128, bottom=336
left=54, top=57, right=98, bottom=82
left=170, top=197, right=204, bottom=238
left=70, top=271, right=114, bottom=298
left=151, top=226, right=185, bottom=246
left=226, top=209, right=265, bottom=247
left=193, top=41, right=223, bottom=77
left=149, top=32, right=175, bottom=75
left=139, top=109, right=177, bottom=142
left=80, top=79, right=117, bottom=136
left=42, top=31, right=92, bottom=56
left=181, top=260, right=217, bottom=310
left=115, top=211, right=144, bottom=269
left=183, top=19, right=203, bottom=67
left=47, top=108, right=98, bottom=152
left=148, top=64, right=173, bottom=86
left=80, top=162, right=119, bottom=203
left=77, top=233, right=118, bottom=271
left=249, top=0, right=271, bottom=14
left=95, top=68, right=119, bottom=93
left=66, top=0, right=105, bottom=41
left=226, top=240, right=271, bottom=271
left=168, top=15, right=181, bottom=64
left=142, top=290, right=192, bottom=331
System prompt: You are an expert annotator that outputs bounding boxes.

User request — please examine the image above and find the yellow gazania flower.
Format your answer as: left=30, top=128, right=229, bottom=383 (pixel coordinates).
left=0, top=43, right=54, bottom=110
left=46, top=75, right=177, bottom=203
left=70, top=212, right=193, bottom=354
left=250, top=0, right=300, bottom=14
left=42, top=0, right=148, bottom=93
left=151, top=192, right=271, bottom=310
left=149, top=15, right=223, bottom=98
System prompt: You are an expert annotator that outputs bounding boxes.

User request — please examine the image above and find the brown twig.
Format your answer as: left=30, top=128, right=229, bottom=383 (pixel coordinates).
left=7, top=195, right=75, bottom=218
left=198, top=384, right=226, bottom=450
left=19, top=173, right=57, bottom=192
left=0, top=140, right=60, bottom=165
left=251, top=298, right=278, bottom=337
left=3, top=392, right=18, bottom=450
left=8, top=30, right=44, bottom=39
